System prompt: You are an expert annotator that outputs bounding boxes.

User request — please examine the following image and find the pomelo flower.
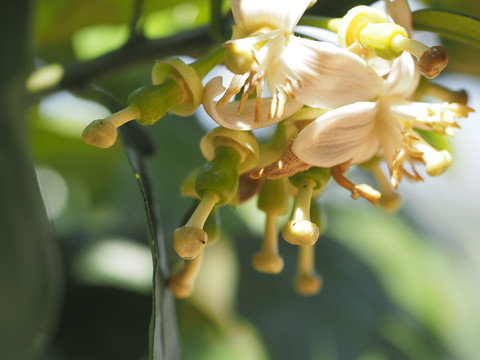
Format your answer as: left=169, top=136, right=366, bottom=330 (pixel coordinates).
left=292, top=52, right=473, bottom=189
left=204, top=0, right=384, bottom=126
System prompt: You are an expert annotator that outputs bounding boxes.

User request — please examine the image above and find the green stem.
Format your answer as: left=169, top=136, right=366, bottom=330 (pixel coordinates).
left=128, top=0, right=146, bottom=40
left=191, top=46, right=226, bottom=78
left=298, top=15, right=341, bottom=32
left=210, top=0, right=224, bottom=42
left=30, top=25, right=212, bottom=98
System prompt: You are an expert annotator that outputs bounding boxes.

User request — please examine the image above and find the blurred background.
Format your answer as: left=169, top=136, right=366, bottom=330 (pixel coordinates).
left=2, top=0, right=480, bottom=359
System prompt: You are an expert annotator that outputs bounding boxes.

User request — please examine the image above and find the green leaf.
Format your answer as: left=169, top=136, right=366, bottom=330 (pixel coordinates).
left=412, top=10, right=480, bottom=48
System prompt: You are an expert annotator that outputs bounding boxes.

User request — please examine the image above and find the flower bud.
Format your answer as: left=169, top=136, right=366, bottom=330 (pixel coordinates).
left=195, top=146, right=241, bottom=205
left=200, top=127, right=260, bottom=174
left=82, top=119, right=117, bottom=149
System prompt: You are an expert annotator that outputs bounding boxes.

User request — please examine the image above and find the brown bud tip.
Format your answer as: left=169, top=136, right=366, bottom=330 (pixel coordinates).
left=418, top=45, right=449, bottom=79
left=173, top=226, right=207, bottom=259
left=82, top=119, right=117, bottom=148
left=252, top=253, right=284, bottom=274
left=295, top=274, right=322, bottom=296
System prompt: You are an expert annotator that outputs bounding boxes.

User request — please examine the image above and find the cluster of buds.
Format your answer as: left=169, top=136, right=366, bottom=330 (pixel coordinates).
left=82, top=1, right=473, bottom=298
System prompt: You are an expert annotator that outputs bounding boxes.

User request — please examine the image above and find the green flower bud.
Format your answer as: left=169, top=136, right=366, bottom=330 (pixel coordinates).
left=151, top=58, right=204, bottom=116
left=200, top=127, right=260, bottom=174
left=195, top=146, right=241, bottom=206
left=82, top=119, right=117, bottom=149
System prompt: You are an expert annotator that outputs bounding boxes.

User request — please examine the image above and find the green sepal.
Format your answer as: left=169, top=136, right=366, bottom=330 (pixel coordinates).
left=195, top=146, right=241, bottom=206
left=200, top=127, right=260, bottom=174
left=127, top=81, right=181, bottom=125
left=151, top=58, right=204, bottom=116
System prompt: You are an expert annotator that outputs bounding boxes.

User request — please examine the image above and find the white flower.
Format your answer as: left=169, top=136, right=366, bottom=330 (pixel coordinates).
left=292, top=53, right=473, bottom=188
left=204, top=0, right=383, bottom=126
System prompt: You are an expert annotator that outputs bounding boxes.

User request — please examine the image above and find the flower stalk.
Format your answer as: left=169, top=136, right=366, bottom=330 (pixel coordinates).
left=295, top=245, right=322, bottom=296
left=282, top=168, right=330, bottom=246
left=82, top=48, right=225, bottom=148
left=168, top=252, right=204, bottom=299
left=253, top=178, right=290, bottom=274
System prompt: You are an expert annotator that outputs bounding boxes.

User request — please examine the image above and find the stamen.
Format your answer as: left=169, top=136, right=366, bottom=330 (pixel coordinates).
left=173, top=192, right=219, bottom=259
left=391, top=35, right=448, bottom=78
left=269, top=93, right=278, bottom=120
left=390, top=148, right=406, bottom=189
left=276, top=91, right=288, bottom=119
left=255, top=81, right=264, bottom=123
left=410, top=141, right=452, bottom=176
left=370, top=162, right=401, bottom=213
left=331, top=163, right=381, bottom=205
left=282, top=178, right=319, bottom=246
left=168, top=252, right=203, bottom=299
left=217, top=74, right=248, bottom=108
left=295, top=245, right=322, bottom=296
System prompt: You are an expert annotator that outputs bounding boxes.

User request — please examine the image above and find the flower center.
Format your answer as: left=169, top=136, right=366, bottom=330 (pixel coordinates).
left=219, top=29, right=299, bottom=123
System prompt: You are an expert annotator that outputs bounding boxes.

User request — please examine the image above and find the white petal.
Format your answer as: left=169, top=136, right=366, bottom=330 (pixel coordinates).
left=282, top=37, right=384, bottom=108
left=383, top=53, right=419, bottom=98
left=230, top=0, right=312, bottom=34
left=385, top=0, right=413, bottom=36
left=203, top=77, right=303, bottom=130
left=292, top=102, right=380, bottom=167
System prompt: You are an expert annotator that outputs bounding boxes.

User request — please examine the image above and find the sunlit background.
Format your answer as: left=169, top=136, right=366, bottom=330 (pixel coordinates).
left=11, top=0, right=480, bottom=359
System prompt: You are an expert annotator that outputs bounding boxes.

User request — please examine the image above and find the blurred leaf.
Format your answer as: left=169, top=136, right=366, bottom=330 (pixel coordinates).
left=412, top=10, right=480, bottom=48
